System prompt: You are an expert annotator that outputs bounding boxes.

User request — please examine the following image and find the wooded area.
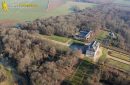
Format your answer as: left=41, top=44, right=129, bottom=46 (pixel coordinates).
left=0, top=3, right=130, bottom=85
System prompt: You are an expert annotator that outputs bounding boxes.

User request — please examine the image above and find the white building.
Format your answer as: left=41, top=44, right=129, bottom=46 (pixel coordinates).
left=86, top=41, right=100, bottom=62
left=74, top=31, right=92, bottom=40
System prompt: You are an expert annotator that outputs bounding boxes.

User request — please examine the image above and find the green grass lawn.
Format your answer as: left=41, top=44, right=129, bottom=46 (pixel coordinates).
left=45, top=35, right=70, bottom=43
left=44, top=35, right=85, bottom=45
left=106, top=59, right=130, bottom=72
left=70, top=39, right=84, bottom=44
left=98, top=47, right=108, bottom=64
left=108, top=51, right=130, bottom=62
left=95, top=30, right=108, bottom=42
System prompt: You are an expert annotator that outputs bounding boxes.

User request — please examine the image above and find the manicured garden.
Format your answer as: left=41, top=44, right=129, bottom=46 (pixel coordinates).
left=108, top=51, right=130, bottom=62
left=105, top=59, right=130, bottom=72
left=98, top=47, right=108, bottom=64
left=70, top=60, right=95, bottom=85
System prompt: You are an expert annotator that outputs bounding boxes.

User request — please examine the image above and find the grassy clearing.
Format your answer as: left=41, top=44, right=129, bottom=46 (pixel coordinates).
left=71, top=39, right=84, bottom=44
left=0, top=65, right=14, bottom=85
left=44, top=35, right=84, bottom=45
left=95, top=30, right=108, bottom=42
left=70, top=60, right=95, bottom=85
left=44, top=35, right=70, bottom=43
left=108, top=51, right=130, bottom=62
left=98, top=47, right=108, bottom=64
left=106, top=59, right=130, bottom=72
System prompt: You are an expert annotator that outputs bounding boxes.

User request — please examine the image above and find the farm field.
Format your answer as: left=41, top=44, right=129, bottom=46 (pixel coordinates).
left=0, top=0, right=96, bottom=22
left=114, top=0, right=130, bottom=5
left=105, top=58, right=130, bottom=72
left=0, top=0, right=50, bottom=21
left=108, top=50, right=130, bottom=62
left=45, top=1, right=96, bottom=18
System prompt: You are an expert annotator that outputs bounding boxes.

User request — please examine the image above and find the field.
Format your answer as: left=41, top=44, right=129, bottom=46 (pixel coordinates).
left=105, top=58, right=130, bottom=72
left=96, top=45, right=130, bottom=73
left=0, top=0, right=96, bottom=22
left=98, top=47, right=108, bottom=63
left=44, top=35, right=70, bottom=43
left=114, top=0, right=130, bottom=5
left=108, top=51, right=130, bottom=62
left=0, top=0, right=50, bottom=21
left=43, top=35, right=84, bottom=45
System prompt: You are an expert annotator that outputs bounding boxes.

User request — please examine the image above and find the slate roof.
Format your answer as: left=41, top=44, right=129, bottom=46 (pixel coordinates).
left=88, top=41, right=100, bottom=52
left=75, top=31, right=91, bottom=39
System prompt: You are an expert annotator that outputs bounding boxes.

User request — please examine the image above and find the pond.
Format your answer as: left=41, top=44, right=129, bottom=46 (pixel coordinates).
left=69, top=42, right=87, bottom=53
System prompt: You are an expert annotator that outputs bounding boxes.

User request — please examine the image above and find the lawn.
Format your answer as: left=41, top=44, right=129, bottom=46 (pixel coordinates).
left=70, top=39, right=84, bottom=44
left=45, top=35, right=70, bottom=43
left=44, top=35, right=85, bottom=45
left=95, top=30, right=108, bottom=42
left=106, top=59, right=130, bottom=72
left=108, top=51, right=130, bottom=62
left=0, top=1, right=96, bottom=21
left=98, top=47, right=108, bottom=64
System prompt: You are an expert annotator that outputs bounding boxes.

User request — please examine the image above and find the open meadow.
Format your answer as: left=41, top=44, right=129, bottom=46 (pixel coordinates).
left=114, top=0, right=130, bottom=5
left=0, top=0, right=96, bottom=22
